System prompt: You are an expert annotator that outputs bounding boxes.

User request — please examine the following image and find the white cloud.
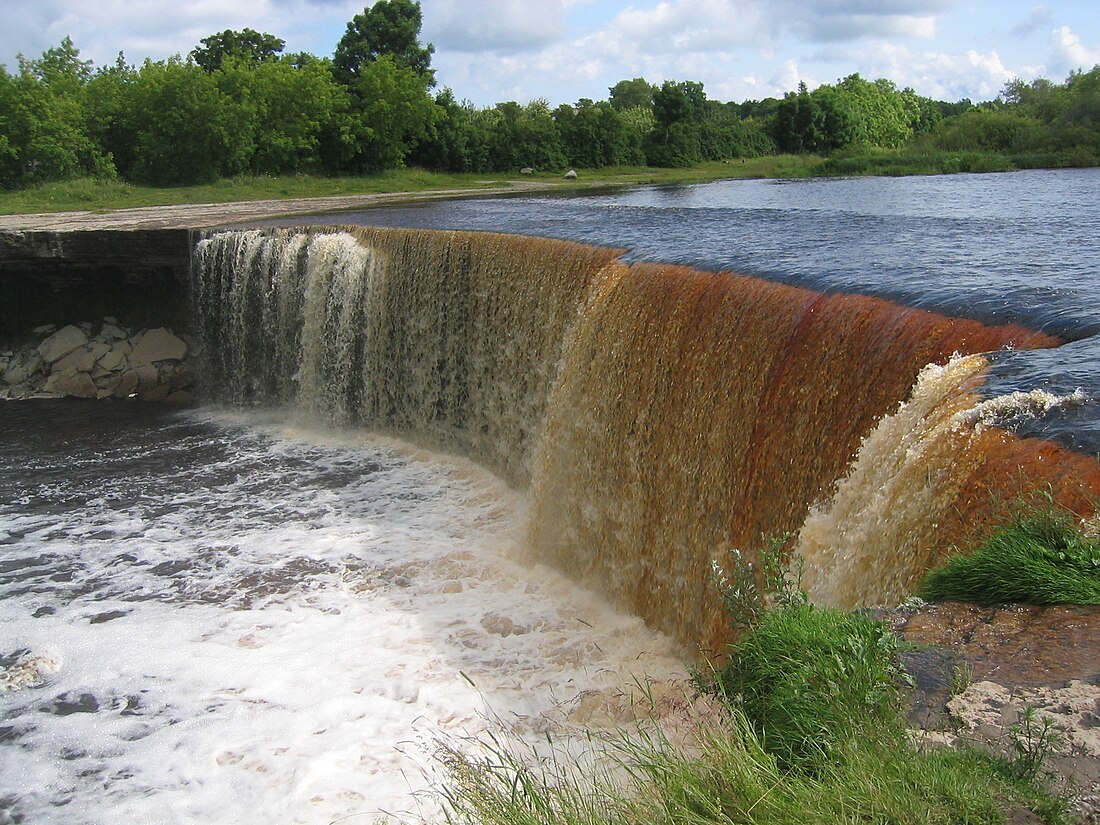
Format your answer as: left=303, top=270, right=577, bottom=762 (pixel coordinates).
left=422, top=0, right=569, bottom=54
left=1049, top=25, right=1100, bottom=74
left=827, top=40, right=1017, bottom=101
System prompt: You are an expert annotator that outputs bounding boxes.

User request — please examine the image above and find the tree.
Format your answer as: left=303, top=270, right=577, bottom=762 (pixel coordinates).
left=341, top=55, right=441, bottom=172
left=191, top=29, right=285, bottom=72
left=646, top=80, right=707, bottom=166
left=214, top=56, right=351, bottom=175
left=334, top=0, right=434, bottom=86
left=126, top=58, right=251, bottom=185
left=609, top=77, right=655, bottom=111
left=555, top=99, right=636, bottom=168
left=0, top=38, right=106, bottom=188
left=83, top=54, right=139, bottom=177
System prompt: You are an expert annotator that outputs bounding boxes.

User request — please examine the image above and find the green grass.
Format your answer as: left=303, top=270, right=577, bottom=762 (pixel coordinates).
left=0, top=156, right=820, bottom=215
left=439, top=687, right=1068, bottom=825
left=920, top=505, right=1100, bottom=606
left=0, top=169, right=521, bottom=215
left=711, top=603, right=905, bottom=772
left=813, top=149, right=1019, bottom=176
left=439, top=595, right=1069, bottom=824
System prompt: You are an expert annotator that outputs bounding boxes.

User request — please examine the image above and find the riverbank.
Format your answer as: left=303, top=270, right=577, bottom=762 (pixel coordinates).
left=0, top=157, right=822, bottom=221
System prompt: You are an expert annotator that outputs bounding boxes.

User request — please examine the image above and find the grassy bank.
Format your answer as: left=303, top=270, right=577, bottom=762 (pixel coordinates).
left=0, top=156, right=819, bottom=215
left=441, top=601, right=1068, bottom=825
left=439, top=522, right=1082, bottom=825
left=1, top=148, right=1091, bottom=216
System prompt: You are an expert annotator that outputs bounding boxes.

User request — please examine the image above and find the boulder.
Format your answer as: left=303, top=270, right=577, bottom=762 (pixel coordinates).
left=133, top=363, right=159, bottom=390
left=38, top=325, right=88, bottom=364
left=139, top=383, right=172, bottom=402
left=3, top=349, right=44, bottom=385
left=520, top=167, right=534, bottom=175
left=97, top=349, right=127, bottom=372
left=44, top=369, right=98, bottom=398
left=53, top=347, right=98, bottom=373
left=100, top=323, right=129, bottom=340
left=131, top=328, right=187, bottom=363
left=564, top=169, right=577, bottom=179
left=113, top=370, right=140, bottom=398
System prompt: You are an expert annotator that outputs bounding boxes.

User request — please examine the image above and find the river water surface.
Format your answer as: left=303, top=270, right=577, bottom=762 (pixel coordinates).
left=3, top=169, right=1099, bottom=823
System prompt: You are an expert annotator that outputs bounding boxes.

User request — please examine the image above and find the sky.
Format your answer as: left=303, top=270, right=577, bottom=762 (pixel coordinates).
left=2, top=0, right=1099, bottom=107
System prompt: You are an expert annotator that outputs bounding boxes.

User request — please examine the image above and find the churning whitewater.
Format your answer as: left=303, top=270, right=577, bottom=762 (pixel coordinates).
left=0, top=402, right=686, bottom=824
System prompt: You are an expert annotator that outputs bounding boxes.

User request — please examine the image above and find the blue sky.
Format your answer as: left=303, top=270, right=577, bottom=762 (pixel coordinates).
left=2, top=0, right=1098, bottom=106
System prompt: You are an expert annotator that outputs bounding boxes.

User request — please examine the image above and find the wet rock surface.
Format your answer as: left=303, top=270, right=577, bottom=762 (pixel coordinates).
left=891, top=601, right=1100, bottom=822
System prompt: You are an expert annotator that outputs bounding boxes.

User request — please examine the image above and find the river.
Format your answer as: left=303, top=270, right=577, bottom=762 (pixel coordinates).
left=3, top=168, right=1098, bottom=824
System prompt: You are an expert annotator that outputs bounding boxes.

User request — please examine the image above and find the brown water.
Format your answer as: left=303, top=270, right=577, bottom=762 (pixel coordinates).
left=194, top=226, right=1100, bottom=651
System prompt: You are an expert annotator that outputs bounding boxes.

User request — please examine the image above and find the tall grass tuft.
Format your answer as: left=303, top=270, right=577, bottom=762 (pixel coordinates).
left=920, top=506, right=1100, bottom=606
left=439, top=700, right=1069, bottom=825
left=713, top=603, right=905, bottom=772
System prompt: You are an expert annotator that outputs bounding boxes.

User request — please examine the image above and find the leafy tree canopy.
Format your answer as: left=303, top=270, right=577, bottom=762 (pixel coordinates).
left=334, top=0, right=434, bottom=86
left=609, top=77, right=655, bottom=110
left=191, top=29, right=286, bottom=72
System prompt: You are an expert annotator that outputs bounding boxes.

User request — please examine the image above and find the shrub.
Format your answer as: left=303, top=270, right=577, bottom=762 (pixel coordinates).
left=920, top=506, right=1100, bottom=606
left=714, top=603, right=905, bottom=772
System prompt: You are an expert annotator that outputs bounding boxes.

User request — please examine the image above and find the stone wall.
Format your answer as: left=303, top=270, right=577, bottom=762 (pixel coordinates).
left=1, top=320, right=195, bottom=402
left=0, top=229, right=192, bottom=339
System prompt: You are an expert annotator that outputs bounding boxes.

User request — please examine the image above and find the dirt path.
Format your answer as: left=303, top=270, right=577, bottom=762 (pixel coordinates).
left=0, top=181, right=558, bottom=232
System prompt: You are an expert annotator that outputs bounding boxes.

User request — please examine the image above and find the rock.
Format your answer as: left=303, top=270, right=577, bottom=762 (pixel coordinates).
left=131, top=328, right=187, bottom=363
left=38, top=325, right=88, bottom=364
left=3, top=349, right=44, bottom=385
left=113, top=370, right=140, bottom=398
left=168, top=364, right=196, bottom=390
left=100, top=323, right=128, bottom=340
left=44, top=369, right=98, bottom=398
left=133, top=363, right=159, bottom=390
left=97, top=349, right=127, bottom=372
left=52, top=347, right=98, bottom=373
left=520, top=167, right=534, bottom=175
left=165, top=390, right=193, bottom=404
left=139, top=382, right=172, bottom=402
left=564, top=169, right=577, bottom=179
left=33, top=324, right=57, bottom=336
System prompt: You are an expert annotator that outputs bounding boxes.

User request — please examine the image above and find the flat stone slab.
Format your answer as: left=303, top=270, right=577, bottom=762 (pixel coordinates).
left=0, top=183, right=556, bottom=232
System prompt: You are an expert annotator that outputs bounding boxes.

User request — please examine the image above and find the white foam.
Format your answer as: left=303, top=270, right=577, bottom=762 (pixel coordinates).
left=0, top=409, right=686, bottom=824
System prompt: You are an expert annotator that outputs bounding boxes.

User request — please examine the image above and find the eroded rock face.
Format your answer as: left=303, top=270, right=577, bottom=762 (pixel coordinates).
left=1, top=317, right=195, bottom=403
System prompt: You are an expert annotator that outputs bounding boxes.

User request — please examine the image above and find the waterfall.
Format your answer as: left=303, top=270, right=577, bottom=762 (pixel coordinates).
left=193, top=226, right=1098, bottom=651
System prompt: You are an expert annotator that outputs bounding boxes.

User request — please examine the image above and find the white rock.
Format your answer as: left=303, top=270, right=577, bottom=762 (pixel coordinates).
left=38, top=325, right=88, bottom=364
left=131, top=328, right=187, bottom=363
left=101, top=324, right=128, bottom=340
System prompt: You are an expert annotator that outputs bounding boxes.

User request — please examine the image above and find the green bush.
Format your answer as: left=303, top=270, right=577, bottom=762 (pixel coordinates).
left=920, top=507, right=1100, bottom=606
left=714, top=603, right=905, bottom=772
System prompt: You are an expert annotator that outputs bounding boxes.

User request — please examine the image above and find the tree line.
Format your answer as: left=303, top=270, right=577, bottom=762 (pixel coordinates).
left=1, top=0, right=1097, bottom=189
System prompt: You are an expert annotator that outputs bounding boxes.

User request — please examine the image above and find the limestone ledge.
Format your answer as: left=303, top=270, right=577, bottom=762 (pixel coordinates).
left=1, top=320, right=195, bottom=402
